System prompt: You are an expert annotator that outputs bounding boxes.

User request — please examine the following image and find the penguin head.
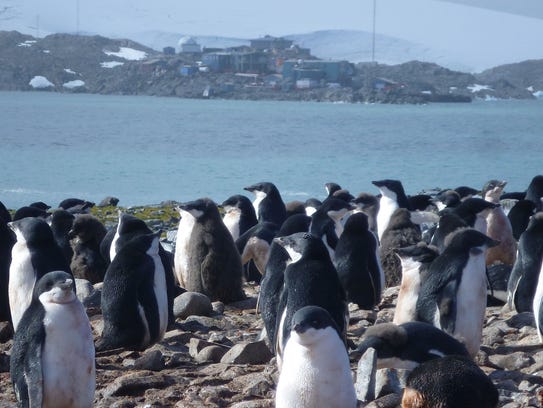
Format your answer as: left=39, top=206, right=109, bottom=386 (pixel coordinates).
left=304, top=198, right=322, bottom=217
left=433, top=189, right=461, bottom=210
left=289, top=306, right=341, bottom=346
left=372, top=179, right=405, bottom=199
left=117, top=212, right=151, bottom=236
left=454, top=186, right=480, bottom=200
left=8, top=217, right=54, bottom=247
left=455, top=197, right=499, bottom=217
left=177, top=198, right=218, bottom=220
left=394, top=242, right=439, bottom=263
left=445, top=228, right=499, bottom=255
left=221, top=194, right=254, bottom=216
left=68, top=214, right=106, bottom=242
left=482, top=179, right=507, bottom=201
left=324, top=182, right=342, bottom=197
left=34, top=271, right=76, bottom=305
left=356, top=323, right=409, bottom=361
left=244, top=181, right=278, bottom=196
left=352, top=192, right=378, bottom=210
left=49, top=209, right=75, bottom=232
left=318, top=198, right=355, bottom=222
left=273, top=232, right=328, bottom=263
left=343, top=212, right=369, bottom=232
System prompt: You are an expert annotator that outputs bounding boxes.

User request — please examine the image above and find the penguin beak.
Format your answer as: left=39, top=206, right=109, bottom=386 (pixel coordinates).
left=58, top=279, right=74, bottom=291
left=244, top=185, right=256, bottom=193
left=293, top=321, right=309, bottom=334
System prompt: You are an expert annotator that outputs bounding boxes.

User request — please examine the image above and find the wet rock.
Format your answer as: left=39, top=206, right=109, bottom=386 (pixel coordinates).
left=174, top=292, right=213, bottom=319
left=221, top=340, right=273, bottom=365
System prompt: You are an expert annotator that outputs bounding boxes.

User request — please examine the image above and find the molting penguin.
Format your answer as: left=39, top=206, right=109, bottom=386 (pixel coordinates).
left=402, top=355, right=499, bottom=408
left=379, top=208, right=422, bottom=287
left=508, top=199, right=537, bottom=240
left=416, top=228, right=498, bottom=357
left=482, top=179, right=517, bottom=266
left=220, top=194, right=257, bottom=241
left=244, top=181, right=287, bottom=227
left=49, top=209, right=75, bottom=266
left=8, top=217, right=72, bottom=330
left=10, top=271, right=95, bottom=408
left=275, top=306, right=357, bottom=408
left=274, top=232, right=348, bottom=367
left=355, top=321, right=469, bottom=370
left=174, top=198, right=245, bottom=302
left=334, top=212, right=383, bottom=309
left=507, top=212, right=543, bottom=313
left=372, top=179, right=410, bottom=242
left=393, top=242, right=439, bottom=324
left=0, top=218, right=15, bottom=322
left=258, top=214, right=311, bottom=352
left=69, top=214, right=108, bottom=283
left=98, top=233, right=168, bottom=351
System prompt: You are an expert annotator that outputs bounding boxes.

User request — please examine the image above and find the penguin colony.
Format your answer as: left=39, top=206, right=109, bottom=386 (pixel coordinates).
left=0, top=175, right=543, bottom=407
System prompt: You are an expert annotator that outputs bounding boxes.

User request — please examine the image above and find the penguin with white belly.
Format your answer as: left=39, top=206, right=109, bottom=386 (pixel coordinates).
left=10, top=271, right=95, bottom=408
left=372, top=179, right=410, bottom=242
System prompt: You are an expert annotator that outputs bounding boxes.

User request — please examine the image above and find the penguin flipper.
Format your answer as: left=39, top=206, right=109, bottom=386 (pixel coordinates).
left=25, top=341, right=44, bottom=408
left=438, top=280, right=458, bottom=334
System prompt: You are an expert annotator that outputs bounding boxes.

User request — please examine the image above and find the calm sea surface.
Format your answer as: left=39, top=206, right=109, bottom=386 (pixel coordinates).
left=1, top=91, right=542, bottom=209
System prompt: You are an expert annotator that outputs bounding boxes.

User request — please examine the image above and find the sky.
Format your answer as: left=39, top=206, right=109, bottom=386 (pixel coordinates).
left=1, top=0, right=543, bottom=71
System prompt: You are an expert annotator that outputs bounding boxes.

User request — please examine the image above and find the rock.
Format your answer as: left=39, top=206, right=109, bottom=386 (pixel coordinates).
left=189, top=338, right=219, bottom=359
left=99, top=196, right=120, bottom=207
left=174, top=292, right=213, bottom=319
left=208, top=332, right=234, bottom=347
left=228, top=297, right=257, bottom=310
left=489, top=352, right=534, bottom=371
left=195, top=346, right=228, bottom=363
left=229, top=400, right=274, bottom=408
left=75, top=278, right=95, bottom=303
left=374, top=368, right=402, bottom=398
left=133, top=349, right=166, bottom=371
left=355, top=346, right=377, bottom=402
left=212, top=301, right=225, bottom=314
left=221, top=341, right=273, bottom=365
left=0, top=322, right=13, bottom=343
left=364, top=393, right=403, bottom=408
left=102, top=371, right=174, bottom=397
left=0, top=352, right=9, bottom=373
left=180, top=316, right=226, bottom=333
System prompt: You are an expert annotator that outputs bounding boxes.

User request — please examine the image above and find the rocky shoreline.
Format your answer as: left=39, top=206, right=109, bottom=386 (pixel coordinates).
left=1, top=203, right=542, bottom=407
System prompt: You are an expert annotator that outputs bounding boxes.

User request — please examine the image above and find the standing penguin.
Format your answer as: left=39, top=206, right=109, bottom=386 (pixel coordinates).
left=352, top=192, right=380, bottom=236
left=275, top=306, right=357, bottom=408
left=533, top=257, right=543, bottom=343
left=221, top=194, right=257, bottom=241
left=98, top=233, right=168, bottom=351
left=174, top=198, right=245, bottom=302
left=10, top=271, right=95, bottom=408
left=372, top=179, right=410, bottom=242
left=49, top=209, right=75, bottom=266
left=69, top=214, right=108, bottom=283
left=508, top=199, right=537, bottom=240
left=244, top=182, right=287, bottom=227
left=8, top=217, right=72, bottom=329
left=235, top=221, right=278, bottom=277
left=334, top=212, right=383, bottom=310
left=0, top=218, right=15, bottom=322
left=416, top=228, right=498, bottom=357
left=526, top=174, right=543, bottom=210
left=274, top=232, right=348, bottom=366
left=507, top=212, right=543, bottom=313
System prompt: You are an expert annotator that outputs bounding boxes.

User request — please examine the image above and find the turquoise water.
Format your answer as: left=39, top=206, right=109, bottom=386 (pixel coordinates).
left=1, top=91, right=542, bottom=209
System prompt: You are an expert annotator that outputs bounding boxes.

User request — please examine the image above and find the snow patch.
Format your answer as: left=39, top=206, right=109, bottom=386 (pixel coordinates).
left=63, top=80, right=85, bottom=89
left=421, top=90, right=432, bottom=95
left=64, top=68, right=76, bottom=74
left=100, top=61, right=124, bottom=68
left=103, top=47, right=147, bottom=61
left=527, top=86, right=534, bottom=92
left=17, top=40, right=37, bottom=47
left=43, top=50, right=50, bottom=54
left=533, top=91, right=543, bottom=99
left=29, top=76, right=54, bottom=88
left=468, top=84, right=493, bottom=93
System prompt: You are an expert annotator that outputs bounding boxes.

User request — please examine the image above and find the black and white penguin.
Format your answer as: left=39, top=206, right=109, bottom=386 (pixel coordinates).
left=274, top=232, right=348, bottom=367
left=352, top=192, right=380, bottom=236
left=416, top=228, right=498, bottom=357
left=433, top=189, right=461, bottom=211
left=430, top=213, right=469, bottom=253
left=372, top=179, right=410, bottom=241
left=235, top=221, right=278, bottom=278
left=402, top=355, right=499, bottom=408
left=258, top=214, right=311, bottom=352
left=393, top=242, right=439, bottom=324
left=0, top=218, right=15, bottom=322
left=304, top=198, right=322, bottom=217
left=379, top=208, right=422, bottom=287
left=454, top=185, right=480, bottom=200
left=13, top=206, right=48, bottom=221
left=29, top=201, right=51, bottom=211
left=10, top=271, right=95, bottom=408
left=448, top=197, right=498, bottom=233
left=69, top=214, right=108, bottom=283
left=58, top=198, right=95, bottom=214
left=487, top=263, right=512, bottom=305
left=482, top=179, right=517, bottom=266
left=8, top=217, right=72, bottom=329
left=507, top=212, right=543, bottom=313
left=98, top=233, right=168, bottom=351
left=0, top=200, right=12, bottom=223
left=174, top=198, right=245, bottom=302
left=508, top=199, right=537, bottom=240
left=309, top=197, right=354, bottom=260
left=244, top=181, right=287, bottom=227
left=275, top=306, right=357, bottom=408
left=334, top=212, right=383, bottom=309
left=408, top=194, right=433, bottom=211
left=49, top=209, right=75, bottom=266
left=356, top=321, right=470, bottom=369
left=526, top=174, right=543, bottom=210
left=534, top=258, right=543, bottom=343
left=220, top=194, right=257, bottom=241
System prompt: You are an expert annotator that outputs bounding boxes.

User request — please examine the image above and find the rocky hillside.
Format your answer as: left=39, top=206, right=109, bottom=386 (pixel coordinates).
left=477, top=59, right=543, bottom=93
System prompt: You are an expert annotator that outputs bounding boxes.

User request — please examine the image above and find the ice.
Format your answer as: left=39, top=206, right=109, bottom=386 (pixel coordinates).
left=29, top=76, right=54, bottom=88
left=100, top=61, right=124, bottom=68
left=103, top=47, right=147, bottom=61
left=63, top=80, right=85, bottom=89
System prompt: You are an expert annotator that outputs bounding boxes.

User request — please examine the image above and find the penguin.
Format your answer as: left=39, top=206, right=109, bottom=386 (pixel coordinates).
left=526, top=174, right=543, bottom=210
left=0, top=218, right=15, bottom=322
left=486, top=263, right=512, bottom=305
left=258, top=214, right=311, bottom=352
left=448, top=198, right=498, bottom=234
left=174, top=198, right=245, bottom=302
left=13, top=206, right=48, bottom=221
left=98, top=233, right=168, bottom=351
left=356, top=321, right=470, bottom=370
left=285, top=200, right=306, bottom=218
left=408, top=194, right=433, bottom=211
left=507, top=212, right=543, bottom=313
left=393, top=242, right=439, bottom=325
left=309, top=197, right=354, bottom=260
left=58, top=198, right=95, bottom=214
left=331, top=189, right=355, bottom=203
left=533, top=258, right=543, bottom=343
left=379, top=208, right=422, bottom=287
left=454, top=185, right=480, bottom=200
left=275, top=306, right=357, bottom=408
left=430, top=213, right=469, bottom=253
left=304, top=198, right=322, bottom=217
left=235, top=221, right=278, bottom=278
left=372, top=179, right=410, bottom=241
left=68, top=214, right=108, bottom=283
left=334, top=212, right=383, bottom=310
left=10, top=271, right=95, bottom=408
left=0, top=200, right=12, bottom=223
left=433, top=189, right=461, bottom=211
left=402, top=355, right=499, bottom=408
left=244, top=181, right=287, bottom=227
left=482, top=179, right=517, bottom=266
left=29, top=201, right=51, bottom=211
left=8, top=217, right=72, bottom=330
left=274, top=232, right=348, bottom=367
left=324, top=182, right=342, bottom=198
left=49, top=209, right=75, bottom=266
left=416, top=228, right=498, bottom=357
left=508, top=199, right=537, bottom=240
left=220, top=194, right=257, bottom=241
left=352, top=192, right=380, bottom=236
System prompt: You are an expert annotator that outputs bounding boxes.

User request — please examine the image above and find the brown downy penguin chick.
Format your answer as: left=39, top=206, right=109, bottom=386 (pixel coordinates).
left=69, top=214, right=108, bottom=283
left=379, top=208, right=422, bottom=287
left=402, top=355, right=498, bottom=408
left=482, top=179, right=516, bottom=266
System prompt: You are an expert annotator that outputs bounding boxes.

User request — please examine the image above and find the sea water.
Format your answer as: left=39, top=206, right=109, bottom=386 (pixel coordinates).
left=1, top=91, right=542, bottom=209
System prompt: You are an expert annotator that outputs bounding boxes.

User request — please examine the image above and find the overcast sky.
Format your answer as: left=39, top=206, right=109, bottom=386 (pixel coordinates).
left=3, top=0, right=543, bottom=71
